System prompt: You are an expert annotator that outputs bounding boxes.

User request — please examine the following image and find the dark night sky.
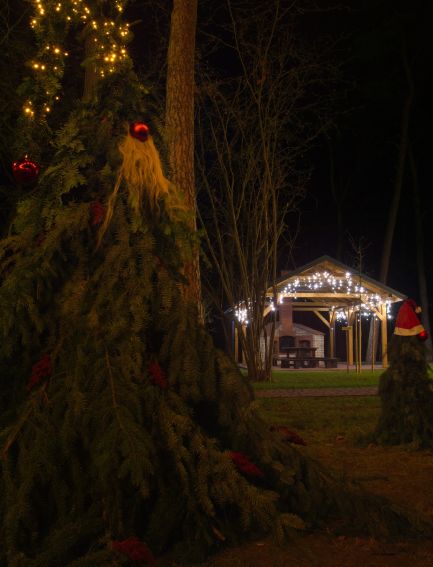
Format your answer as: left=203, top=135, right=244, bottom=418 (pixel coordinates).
left=290, top=0, right=433, bottom=304
left=1, top=0, right=431, bottom=311
left=126, top=0, right=433, bottom=314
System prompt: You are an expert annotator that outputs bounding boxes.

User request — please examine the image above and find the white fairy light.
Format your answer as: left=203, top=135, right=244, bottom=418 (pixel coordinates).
left=278, top=270, right=395, bottom=318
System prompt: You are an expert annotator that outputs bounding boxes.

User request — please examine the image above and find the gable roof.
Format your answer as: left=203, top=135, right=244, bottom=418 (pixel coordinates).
left=270, top=255, right=405, bottom=308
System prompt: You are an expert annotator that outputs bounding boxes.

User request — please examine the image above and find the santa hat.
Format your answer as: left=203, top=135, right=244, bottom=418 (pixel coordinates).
left=394, top=299, right=425, bottom=337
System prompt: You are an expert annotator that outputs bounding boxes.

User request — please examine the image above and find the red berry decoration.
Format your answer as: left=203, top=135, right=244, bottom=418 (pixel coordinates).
left=229, top=451, right=264, bottom=479
left=129, top=121, right=150, bottom=142
left=269, top=425, right=307, bottom=446
left=112, top=537, right=155, bottom=563
left=148, top=361, right=168, bottom=389
left=90, top=201, right=105, bottom=226
left=12, top=157, right=40, bottom=185
left=27, top=354, right=53, bottom=391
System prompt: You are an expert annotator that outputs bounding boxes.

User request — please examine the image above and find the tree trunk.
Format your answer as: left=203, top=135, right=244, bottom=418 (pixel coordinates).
left=409, top=147, right=432, bottom=359
left=165, top=0, right=202, bottom=316
left=326, top=137, right=345, bottom=261
left=366, top=40, right=413, bottom=364
left=379, top=47, right=413, bottom=284
left=82, top=26, right=99, bottom=102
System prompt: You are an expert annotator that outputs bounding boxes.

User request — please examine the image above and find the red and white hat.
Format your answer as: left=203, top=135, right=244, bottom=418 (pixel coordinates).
left=394, top=299, right=425, bottom=337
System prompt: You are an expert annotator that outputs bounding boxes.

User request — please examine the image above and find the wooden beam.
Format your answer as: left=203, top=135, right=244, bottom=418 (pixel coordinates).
left=313, top=310, right=330, bottom=328
left=263, top=304, right=272, bottom=318
left=370, top=305, right=384, bottom=321
left=279, top=292, right=362, bottom=298
left=293, top=307, right=331, bottom=312
left=292, top=303, right=346, bottom=308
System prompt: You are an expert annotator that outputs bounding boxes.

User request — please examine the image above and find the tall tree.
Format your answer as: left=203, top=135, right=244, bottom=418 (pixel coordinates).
left=0, top=0, right=33, bottom=233
left=358, top=22, right=414, bottom=364
left=408, top=147, right=432, bottom=359
left=374, top=302, right=433, bottom=447
left=165, top=0, right=202, bottom=311
left=379, top=39, right=413, bottom=285
left=196, top=0, right=337, bottom=381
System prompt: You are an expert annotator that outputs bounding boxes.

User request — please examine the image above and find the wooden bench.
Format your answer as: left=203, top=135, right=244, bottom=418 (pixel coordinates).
left=272, top=356, right=316, bottom=369
left=272, top=356, right=339, bottom=369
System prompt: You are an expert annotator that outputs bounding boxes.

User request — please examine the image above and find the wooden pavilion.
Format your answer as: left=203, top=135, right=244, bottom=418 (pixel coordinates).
left=235, top=255, right=406, bottom=368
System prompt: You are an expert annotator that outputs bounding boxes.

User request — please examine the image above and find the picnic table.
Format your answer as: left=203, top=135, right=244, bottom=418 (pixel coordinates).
left=273, top=347, right=338, bottom=369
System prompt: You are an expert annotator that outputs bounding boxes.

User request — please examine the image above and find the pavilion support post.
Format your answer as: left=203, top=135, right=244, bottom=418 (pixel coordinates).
left=380, top=303, right=388, bottom=367
left=234, top=324, right=239, bottom=363
left=342, top=326, right=352, bottom=370
left=357, top=310, right=362, bottom=372
left=354, top=312, right=360, bottom=373
left=348, top=309, right=356, bottom=367
left=329, top=310, right=336, bottom=358
left=241, top=324, right=247, bottom=364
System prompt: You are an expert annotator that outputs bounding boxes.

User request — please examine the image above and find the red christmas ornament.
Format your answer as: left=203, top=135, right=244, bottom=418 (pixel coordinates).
left=148, top=361, right=168, bottom=389
left=269, top=425, right=306, bottom=446
left=229, top=451, right=264, bottom=479
left=112, top=537, right=155, bottom=563
left=129, top=121, right=150, bottom=142
left=27, top=354, right=53, bottom=391
left=90, top=201, right=105, bottom=226
left=12, top=157, right=40, bottom=185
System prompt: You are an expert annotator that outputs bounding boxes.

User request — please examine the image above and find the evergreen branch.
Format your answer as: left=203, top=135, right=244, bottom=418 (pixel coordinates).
left=1, top=383, right=47, bottom=458
left=104, top=346, right=125, bottom=435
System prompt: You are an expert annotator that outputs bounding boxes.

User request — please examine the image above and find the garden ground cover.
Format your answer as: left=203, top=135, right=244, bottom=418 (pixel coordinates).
left=252, top=369, right=382, bottom=390
left=158, top=390, right=433, bottom=566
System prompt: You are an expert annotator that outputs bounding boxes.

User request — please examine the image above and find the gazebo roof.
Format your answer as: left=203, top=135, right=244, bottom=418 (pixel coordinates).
left=270, top=255, right=406, bottom=311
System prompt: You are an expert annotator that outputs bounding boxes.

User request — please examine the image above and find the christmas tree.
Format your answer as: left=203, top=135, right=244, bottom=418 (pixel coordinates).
left=0, top=2, right=430, bottom=565
left=374, top=299, right=433, bottom=447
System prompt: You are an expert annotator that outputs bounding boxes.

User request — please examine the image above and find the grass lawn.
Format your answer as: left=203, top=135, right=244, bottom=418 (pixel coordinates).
left=159, top=392, right=433, bottom=566
left=256, top=394, right=433, bottom=517
left=252, top=369, right=382, bottom=390
left=257, top=395, right=381, bottom=443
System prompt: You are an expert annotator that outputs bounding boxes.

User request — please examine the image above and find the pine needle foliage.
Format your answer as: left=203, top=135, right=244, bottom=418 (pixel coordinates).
left=374, top=335, right=433, bottom=447
left=0, top=72, right=431, bottom=566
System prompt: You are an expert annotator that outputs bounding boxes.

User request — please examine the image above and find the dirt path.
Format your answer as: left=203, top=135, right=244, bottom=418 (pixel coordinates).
left=256, top=387, right=378, bottom=398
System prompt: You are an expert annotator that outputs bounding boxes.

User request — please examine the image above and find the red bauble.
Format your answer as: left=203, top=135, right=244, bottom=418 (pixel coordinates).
left=27, top=354, right=53, bottom=391
left=269, top=425, right=307, bottom=446
left=112, top=537, right=155, bottom=563
left=418, top=330, right=429, bottom=342
left=12, top=157, right=40, bottom=185
left=90, top=201, right=105, bottom=226
left=129, top=121, right=150, bottom=142
left=229, top=451, right=264, bottom=479
left=148, top=361, right=168, bottom=389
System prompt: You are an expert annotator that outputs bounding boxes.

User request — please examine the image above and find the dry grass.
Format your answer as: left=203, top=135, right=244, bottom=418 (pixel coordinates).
left=253, top=369, right=382, bottom=390
left=157, top=395, right=433, bottom=566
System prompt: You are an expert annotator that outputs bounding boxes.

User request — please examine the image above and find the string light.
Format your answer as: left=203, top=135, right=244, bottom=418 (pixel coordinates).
left=271, top=270, right=396, bottom=322
left=25, top=0, right=130, bottom=119
left=235, top=308, right=249, bottom=325
left=234, top=267, right=397, bottom=327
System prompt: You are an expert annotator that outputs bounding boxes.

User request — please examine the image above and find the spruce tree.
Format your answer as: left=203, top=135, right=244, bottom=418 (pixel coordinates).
left=0, top=2, right=431, bottom=565
left=374, top=302, right=433, bottom=447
